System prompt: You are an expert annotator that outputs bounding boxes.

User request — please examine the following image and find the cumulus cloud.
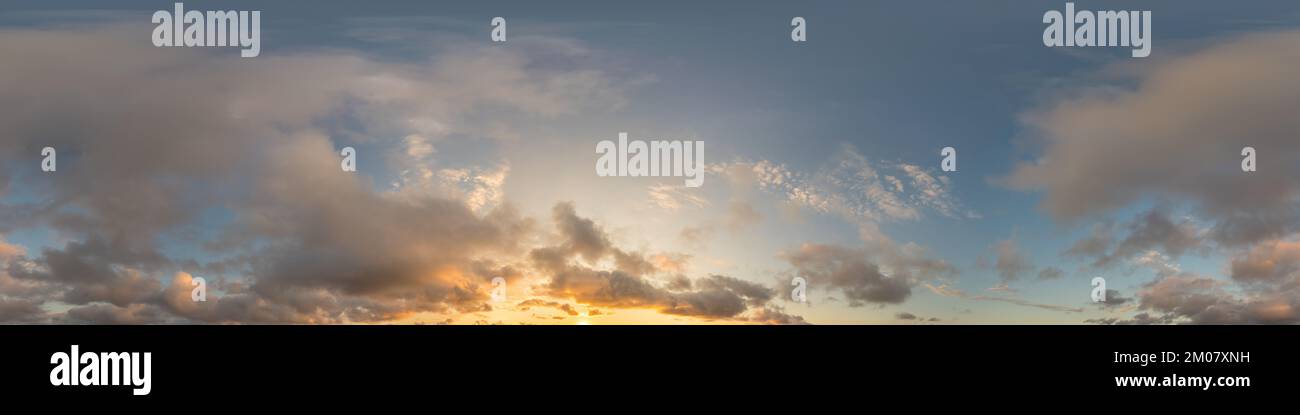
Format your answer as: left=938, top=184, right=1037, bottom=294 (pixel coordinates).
left=990, top=236, right=1033, bottom=284
left=1064, top=207, right=1206, bottom=269
left=1006, top=30, right=1300, bottom=248
left=1093, top=272, right=1300, bottom=324
left=1004, top=31, right=1300, bottom=325
left=0, top=237, right=23, bottom=259
left=0, top=23, right=640, bottom=323
left=1229, top=239, right=1300, bottom=283
left=0, top=296, right=45, bottom=323
left=1132, top=275, right=1242, bottom=324
left=1099, top=289, right=1131, bottom=307
left=780, top=243, right=914, bottom=306
left=10, top=237, right=166, bottom=308
left=531, top=203, right=801, bottom=323
left=743, top=306, right=809, bottom=325
left=62, top=303, right=163, bottom=325
left=1103, top=237, right=1300, bottom=324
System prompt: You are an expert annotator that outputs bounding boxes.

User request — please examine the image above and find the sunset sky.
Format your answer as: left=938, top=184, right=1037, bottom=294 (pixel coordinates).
left=3, top=1, right=1300, bottom=324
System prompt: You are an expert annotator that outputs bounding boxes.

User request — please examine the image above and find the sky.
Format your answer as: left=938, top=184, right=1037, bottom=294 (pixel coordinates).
left=2, top=0, right=1300, bottom=324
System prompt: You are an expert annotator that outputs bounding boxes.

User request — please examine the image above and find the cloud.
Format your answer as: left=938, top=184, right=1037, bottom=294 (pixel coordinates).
left=668, top=200, right=763, bottom=251
left=0, top=296, right=45, bottom=323
left=531, top=203, right=801, bottom=322
left=1099, top=289, right=1131, bottom=307
left=1037, top=266, right=1065, bottom=280
left=1115, top=273, right=1300, bottom=324
left=743, top=306, right=809, bottom=325
left=10, top=236, right=166, bottom=307
left=0, top=23, right=640, bottom=323
left=1133, top=275, right=1240, bottom=323
left=991, top=236, right=1033, bottom=284
left=1085, top=313, right=1175, bottom=325
left=1064, top=207, right=1206, bottom=268
left=856, top=223, right=957, bottom=284
left=724, top=201, right=763, bottom=230
left=0, top=237, right=23, bottom=259
left=923, top=283, right=1083, bottom=313
left=721, top=144, right=974, bottom=224
left=1112, top=208, right=1205, bottom=261
left=1064, top=222, right=1115, bottom=263
left=1229, top=239, right=1300, bottom=283
left=899, top=163, right=976, bottom=219
left=516, top=299, right=579, bottom=316
left=62, top=303, right=163, bottom=325
left=781, top=243, right=913, bottom=306
left=1101, top=236, right=1300, bottom=324
left=1004, top=30, right=1300, bottom=324
left=646, top=184, right=709, bottom=212
left=1006, top=30, right=1300, bottom=247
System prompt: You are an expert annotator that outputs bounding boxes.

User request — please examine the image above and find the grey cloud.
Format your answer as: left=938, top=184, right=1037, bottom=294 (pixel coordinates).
left=1064, top=207, right=1205, bottom=268
left=924, top=283, right=1083, bottom=313
left=62, top=303, right=165, bottom=325
left=1064, top=222, right=1114, bottom=264
left=781, top=243, right=912, bottom=306
left=744, top=306, right=810, bottom=325
left=1099, top=289, right=1130, bottom=307
left=1113, top=208, right=1204, bottom=260
left=1229, top=239, right=1300, bottom=283
left=992, top=237, right=1033, bottom=284
left=550, top=202, right=613, bottom=263
left=1130, top=274, right=1300, bottom=324
left=1006, top=30, right=1300, bottom=248
left=10, top=237, right=167, bottom=307
left=0, top=23, right=630, bottom=323
left=0, top=296, right=46, bottom=323
left=532, top=203, right=801, bottom=322
left=1037, top=266, right=1065, bottom=280
left=517, top=299, right=579, bottom=316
